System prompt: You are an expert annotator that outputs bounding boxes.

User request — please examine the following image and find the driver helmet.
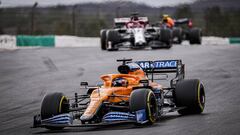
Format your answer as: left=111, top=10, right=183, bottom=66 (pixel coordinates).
left=131, top=13, right=139, bottom=21
left=112, top=77, right=128, bottom=87
left=162, top=14, right=169, bottom=22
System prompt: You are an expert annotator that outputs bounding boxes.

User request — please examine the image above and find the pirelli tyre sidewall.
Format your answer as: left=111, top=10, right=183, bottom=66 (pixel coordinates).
left=129, top=89, right=158, bottom=124
left=189, top=28, right=202, bottom=45
left=41, top=92, right=69, bottom=130
left=172, top=27, right=183, bottom=44
left=106, top=30, right=120, bottom=51
left=100, top=29, right=107, bottom=50
left=175, top=79, right=205, bottom=115
left=159, top=28, right=173, bottom=48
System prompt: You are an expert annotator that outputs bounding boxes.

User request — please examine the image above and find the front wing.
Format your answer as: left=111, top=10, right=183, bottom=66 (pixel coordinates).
left=32, top=110, right=149, bottom=128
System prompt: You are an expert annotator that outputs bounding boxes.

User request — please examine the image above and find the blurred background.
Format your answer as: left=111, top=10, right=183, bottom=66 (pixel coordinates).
left=0, top=0, right=239, bottom=37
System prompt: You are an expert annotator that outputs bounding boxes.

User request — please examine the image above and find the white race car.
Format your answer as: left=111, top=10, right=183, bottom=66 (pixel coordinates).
left=100, top=15, right=172, bottom=51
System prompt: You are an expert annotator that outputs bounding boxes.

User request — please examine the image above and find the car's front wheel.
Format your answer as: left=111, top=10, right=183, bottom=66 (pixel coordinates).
left=129, top=89, right=158, bottom=125
left=100, top=29, right=107, bottom=50
left=160, top=28, right=173, bottom=49
left=175, top=79, right=205, bottom=115
left=106, top=30, right=120, bottom=51
left=41, top=92, right=69, bottom=130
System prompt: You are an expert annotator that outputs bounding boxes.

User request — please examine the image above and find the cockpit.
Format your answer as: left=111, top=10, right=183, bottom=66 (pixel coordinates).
left=112, top=77, right=128, bottom=87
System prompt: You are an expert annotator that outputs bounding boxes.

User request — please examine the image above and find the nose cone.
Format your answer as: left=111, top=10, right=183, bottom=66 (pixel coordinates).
left=80, top=115, right=92, bottom=121
left=80, top=99, right=102, bottom=122
left=135, top=41, right=146, bottom=46
left=133, top=28, right=146, bottom=46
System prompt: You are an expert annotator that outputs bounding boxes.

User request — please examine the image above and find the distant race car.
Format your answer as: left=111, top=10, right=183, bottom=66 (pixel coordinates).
left=33, top=58, right=205, bottom=130
left=100, top=15, right=172, bottom=51
left=173, top=18, right=202, bottom=44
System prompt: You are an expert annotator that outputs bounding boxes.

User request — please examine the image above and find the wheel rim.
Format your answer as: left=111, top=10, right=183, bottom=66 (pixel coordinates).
left=147, top=92, right=157, bottom=123
left=198, top=83, right=205, bottom=111
left=59, top=96, right=69, bottom=113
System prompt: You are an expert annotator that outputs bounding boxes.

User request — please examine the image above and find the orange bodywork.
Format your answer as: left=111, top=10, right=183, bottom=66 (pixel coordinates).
left=162, top=17, right=175, bottom=28
left=166, top=17, right=175, bottom=28
left=81, top=68, right=162, bottom=120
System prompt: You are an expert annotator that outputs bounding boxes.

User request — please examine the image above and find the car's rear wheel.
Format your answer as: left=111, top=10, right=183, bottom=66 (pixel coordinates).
left=189, top=28, right=202, bottom=45
left=41, top=92, right=69, bottom=130
left=173, top=27, right=183, bottom=44
left=129, top=89, right=158, bottom=125
left=175, top=79, right=205, bottom=115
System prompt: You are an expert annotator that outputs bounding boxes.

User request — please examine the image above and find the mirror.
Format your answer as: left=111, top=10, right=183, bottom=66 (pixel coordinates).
left=139, top=79, right=149, bottom=86
left=80, top=82, right=88, bottom=89
left=80, top=82, right=88, bottom=86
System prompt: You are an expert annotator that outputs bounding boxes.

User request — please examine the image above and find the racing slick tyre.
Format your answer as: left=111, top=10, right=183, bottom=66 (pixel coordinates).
left=172, top=27, right=183, bottom=44
left=41, top=92, right=69, bottom=130
left=100, top=29, right=107, bottom=50
left=106, top=30, right=120, bottom=51
left=129, top=89, right=158, bottom=125
left=175, top=79, right=205, bottom=115
left=160, top=28, right=173, bottom=49
left=189, top=28, right=202, bottom=45
left=151, top=46, right=161, bottom=49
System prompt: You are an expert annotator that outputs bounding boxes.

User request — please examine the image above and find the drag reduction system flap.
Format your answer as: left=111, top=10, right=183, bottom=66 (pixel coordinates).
left=114, top=17, right=149, bottom=23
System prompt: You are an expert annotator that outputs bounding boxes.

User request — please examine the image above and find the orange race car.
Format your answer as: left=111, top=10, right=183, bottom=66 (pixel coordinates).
left=33, top=59, right=205, bottom=130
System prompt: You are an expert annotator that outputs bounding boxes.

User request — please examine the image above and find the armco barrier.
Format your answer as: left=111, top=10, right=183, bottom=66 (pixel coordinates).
left=201, top=36, right=229, bottom=45
left=55, top=36, right=99, bottom=47
left=0, top=35, right=16, bottom=49
left=1, top=35, right=236, bottom=49
left=16, top=35, right=55, bottom=47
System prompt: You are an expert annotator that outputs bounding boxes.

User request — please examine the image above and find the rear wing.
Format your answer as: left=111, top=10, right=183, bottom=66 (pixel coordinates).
left=174, top=18, right=192, bottom=28
left=114, top=17, right=149, bottom=28
left=114, top=17, right=131, bottom=24
left=135, top=60, right=185, bottom=82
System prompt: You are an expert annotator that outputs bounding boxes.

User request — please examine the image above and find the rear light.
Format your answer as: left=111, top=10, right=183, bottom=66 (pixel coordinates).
left=188, top=19, right=193, bottom=28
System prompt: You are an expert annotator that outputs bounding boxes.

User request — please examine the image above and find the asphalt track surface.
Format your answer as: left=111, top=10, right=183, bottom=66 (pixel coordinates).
left=0, top=44, right=240, bottom=135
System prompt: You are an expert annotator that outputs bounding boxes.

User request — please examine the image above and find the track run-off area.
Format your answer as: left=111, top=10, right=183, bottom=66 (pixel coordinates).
left=0, top=40, right=240, bottom=135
